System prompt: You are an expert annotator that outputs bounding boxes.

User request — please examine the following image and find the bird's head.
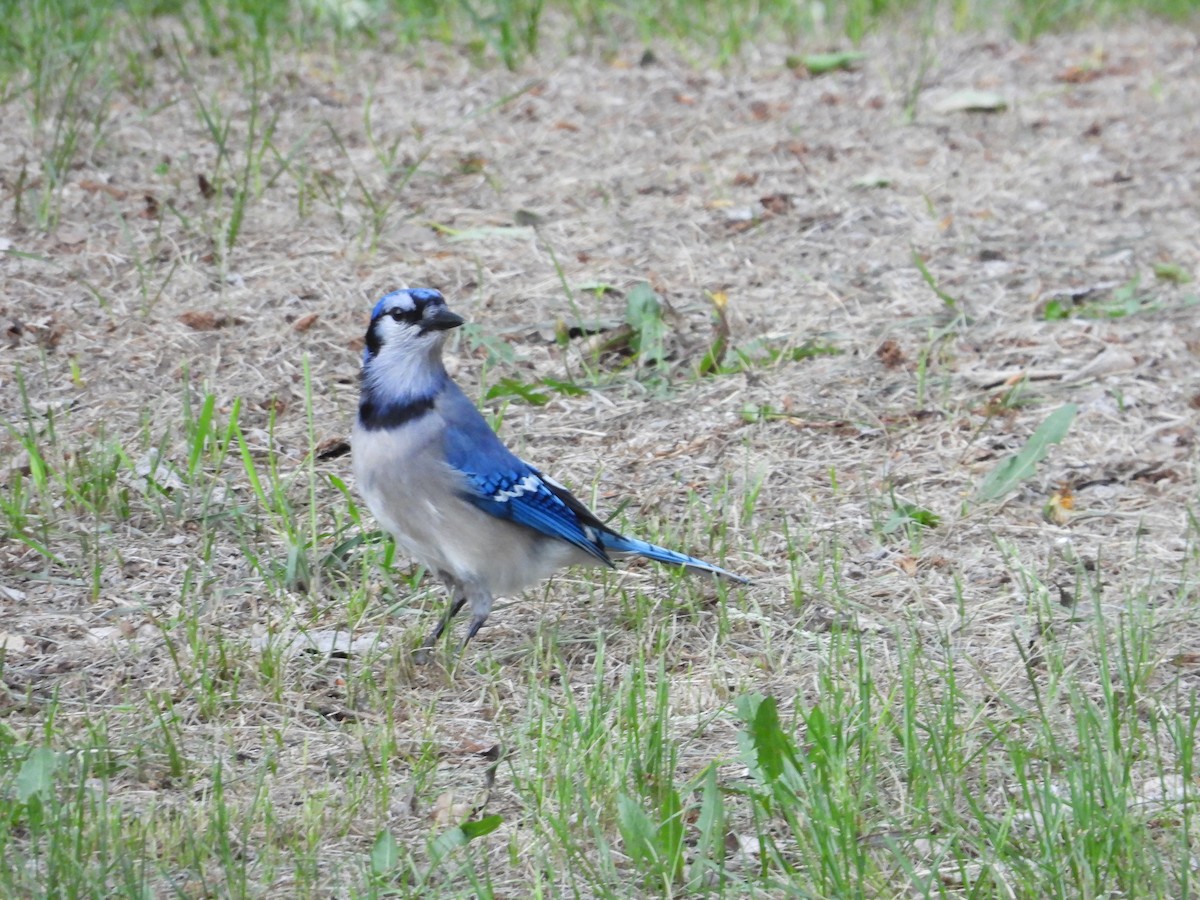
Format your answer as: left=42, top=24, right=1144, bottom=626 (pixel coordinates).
left=363, top=288, right=465, bottom=366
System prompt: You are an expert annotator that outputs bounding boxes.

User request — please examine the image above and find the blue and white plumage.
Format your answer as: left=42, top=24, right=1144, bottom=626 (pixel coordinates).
left=352, top=288, right=746, bottom=653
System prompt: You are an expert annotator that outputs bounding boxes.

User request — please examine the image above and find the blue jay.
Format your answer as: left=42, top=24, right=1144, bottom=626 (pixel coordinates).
left=352, top=288, right=746, bottom=652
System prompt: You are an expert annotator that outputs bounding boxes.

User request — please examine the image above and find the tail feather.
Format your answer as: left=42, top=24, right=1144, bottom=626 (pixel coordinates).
left=599, top=533, right=749, bottom=584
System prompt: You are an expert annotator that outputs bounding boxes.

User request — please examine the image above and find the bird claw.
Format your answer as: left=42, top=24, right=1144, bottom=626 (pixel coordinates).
left=464, top=613, right=489, bottom=643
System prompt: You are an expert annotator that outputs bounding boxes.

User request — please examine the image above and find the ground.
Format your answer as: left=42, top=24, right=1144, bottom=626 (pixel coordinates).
left=1, top=15, right=1199, bottom=897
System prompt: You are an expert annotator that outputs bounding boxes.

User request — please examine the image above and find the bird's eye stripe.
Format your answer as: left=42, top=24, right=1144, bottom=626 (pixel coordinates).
left=388, top=307, right=422, bottom=323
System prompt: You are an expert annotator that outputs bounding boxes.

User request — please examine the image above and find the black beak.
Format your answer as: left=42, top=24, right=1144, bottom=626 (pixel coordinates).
left=423, top=307, right=465, bottom=331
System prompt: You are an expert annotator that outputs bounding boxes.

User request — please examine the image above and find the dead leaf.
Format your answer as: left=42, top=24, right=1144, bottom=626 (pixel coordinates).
left=933, top=90, right=1008, bottom=114
left=179, top=311, right=242, bottom=330
left=759, top=193, right=792, bottom=215
left=1057, top=66, right=1103, bottom=84
left=875, top=339, right=905, bottom=368
left=86, top=626, right=135, bottom=645
left=79, top=179, right=128, bottom=199
left=1157, top=425, right=1194, bottom=447
left=457, top=154, right=486, bottom=174
left=726, top=832, right=762, bottom=856
left=579, top=322, right=634, bottom=357
left=132, top=449, right=187, bottom=493
left=36, top=318, right=67, bottom=349
left=432, top=790, right=474, bottom=828
left=141, top=194, right=160, bottom=219
left=197, top=173, right=216, bottom=199
left=316, top=437, right=351, bottom=460
left=724, top=207, right=758, bottom=232
left=56, top=225, right=88, bottom=245
left=1043, top=485, right=1074, bottom=525
left=293, top=312, right=319, bottom=332
left=1130, top=464, right=1178, bottom=484
left=0, top=584, right=28, bottom=602
left=1064, top=346, right=1137, bottom=383
left=0, top=632, right=29, bottom=654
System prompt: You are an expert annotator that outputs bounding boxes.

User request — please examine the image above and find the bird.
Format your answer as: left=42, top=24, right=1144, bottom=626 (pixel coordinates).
left=351, top=287, right=747, bottom=654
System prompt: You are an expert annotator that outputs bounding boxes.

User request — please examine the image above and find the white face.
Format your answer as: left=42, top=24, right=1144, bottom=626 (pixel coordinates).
left=361, top=289, right=465, bottom=395
left=364, top=289, right=465, bottom=361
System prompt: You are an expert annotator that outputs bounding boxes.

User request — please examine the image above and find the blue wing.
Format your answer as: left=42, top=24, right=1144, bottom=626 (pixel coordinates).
left=436, top=382, right=746, bottom=583
left=462, top=466, right=615, bottom=566
left=439, top=383, right=614, bottom=566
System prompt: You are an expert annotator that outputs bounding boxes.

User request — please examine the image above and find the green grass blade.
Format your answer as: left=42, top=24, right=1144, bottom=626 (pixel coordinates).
left=977, top=404, right=1078, bottom=502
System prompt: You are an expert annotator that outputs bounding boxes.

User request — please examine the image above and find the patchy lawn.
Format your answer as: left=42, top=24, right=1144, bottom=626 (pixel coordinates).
left=2, top=15, right=1199, bottom=897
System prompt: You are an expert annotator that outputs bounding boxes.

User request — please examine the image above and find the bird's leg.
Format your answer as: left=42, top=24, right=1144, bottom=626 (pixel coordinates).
left=459, top=585, right=495, bottom=652
left=423, top=596, right=467, bottom=647
left=420, top=573, right=468, bottom=650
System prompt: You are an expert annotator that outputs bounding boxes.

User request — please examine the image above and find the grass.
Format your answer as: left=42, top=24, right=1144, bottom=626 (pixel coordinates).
left=3, top=0, right=1200, bottom=896
left=2, top=0, right=1197, bottom=229
left=3, top=365, right=1197, bottom=896
left=4, top=480, right=1196, bottom=896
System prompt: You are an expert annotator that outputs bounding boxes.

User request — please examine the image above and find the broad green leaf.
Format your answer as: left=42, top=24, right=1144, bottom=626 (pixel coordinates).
left=738, top=697, right=802, bottom=789
left=750, top=696, right=788, bottom=784
left=624, top=283, right=667, bottom=370
left=883, top=503, right=941, bottom=533
left=460, top=814, right=502, bottom=839
left=428, top=814, right=502, bottom=870
left=977, top=404, right=1078, bottom=502
left=428, top=827, right=466, bottom=869
left=1153, top=262, right=1192, bottom=284
left=785, top=343, right=841, bottom=362
left=370, top=829, right=399, bottom=875
left=617, top=794, right=657, bottom=868
left=486, top=377, right=550, bottom=406
left=539, top=377, right=587, bottom=397
left=1042, top=298, right=1071, bottom=320
left=689, top=765, right=727, bottom=887
left=659, top=787, right=685, bottom=882
left=16, top=747, right=58, bottom=804
left=789, top=51, right=865, bottom=74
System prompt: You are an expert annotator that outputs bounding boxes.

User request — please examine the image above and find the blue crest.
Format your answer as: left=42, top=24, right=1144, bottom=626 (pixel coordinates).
left=370, top=288, right=444, bottom=322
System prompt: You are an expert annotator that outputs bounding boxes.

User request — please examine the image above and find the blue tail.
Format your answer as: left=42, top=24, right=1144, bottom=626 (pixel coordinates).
left=599, top=533, right=749, bottom=584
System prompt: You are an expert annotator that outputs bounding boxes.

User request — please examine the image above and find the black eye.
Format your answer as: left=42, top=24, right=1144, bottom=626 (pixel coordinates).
left=389, top=307, right=421, bottom=323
